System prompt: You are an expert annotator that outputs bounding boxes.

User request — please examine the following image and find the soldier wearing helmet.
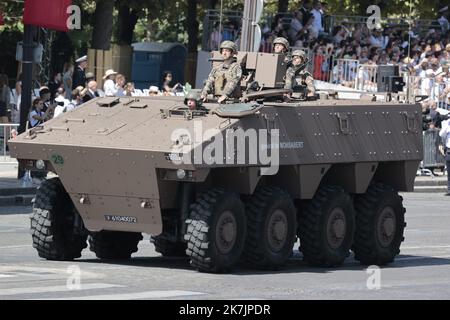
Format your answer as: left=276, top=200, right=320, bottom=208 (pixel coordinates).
left=273, top=37, right=292, bottom=65
left=201, top=41, right=242, bottom=104
left=284, top=49, right=315, bottom=99
left=184, top=91, right=204, bottom=111
left=273, top=37, right=289, bottom=53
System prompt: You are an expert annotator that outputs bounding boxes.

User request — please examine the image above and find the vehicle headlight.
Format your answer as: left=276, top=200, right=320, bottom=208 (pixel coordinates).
left=176, top=169, right=186, bottom=180
left=36, top=160, right=46, bottom=170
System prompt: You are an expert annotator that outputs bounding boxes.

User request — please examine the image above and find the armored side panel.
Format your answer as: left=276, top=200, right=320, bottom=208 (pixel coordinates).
left=9, top=96, right=422, bottom=234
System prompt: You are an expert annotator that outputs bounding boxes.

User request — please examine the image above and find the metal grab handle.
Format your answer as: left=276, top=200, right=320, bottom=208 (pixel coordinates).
left=404, top=112, right=417, bottom=132
left=337, top=112, right=350, bottom=135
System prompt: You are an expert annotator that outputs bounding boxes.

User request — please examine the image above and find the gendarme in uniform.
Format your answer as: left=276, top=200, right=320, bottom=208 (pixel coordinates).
left=284, top=49, right=315, bottom=98
left=201, top=41, right=242, bottom=103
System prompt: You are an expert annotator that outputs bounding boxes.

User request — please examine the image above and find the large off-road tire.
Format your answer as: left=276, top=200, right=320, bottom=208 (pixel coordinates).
left=298, top=185, right=355, bottom=267
left=89, top=231, right=142, bottom=260
left=184, top=188, right=246, bottom=273
left=243, top=187, right=297, bottom=270
left=352, top=183, right=406, bottom=265
left=151, top=235, right=187, bottom=257
left=30, top=178, right=87, bottom=260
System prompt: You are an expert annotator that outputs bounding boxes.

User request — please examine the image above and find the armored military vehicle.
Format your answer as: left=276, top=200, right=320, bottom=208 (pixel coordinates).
left=9, top=50, right=422, bottom=273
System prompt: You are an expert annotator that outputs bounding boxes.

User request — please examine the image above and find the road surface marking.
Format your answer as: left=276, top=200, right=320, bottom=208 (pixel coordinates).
left=38, top=290, right=206, bottom=300
left=396, top=255, right=450, bottom=261
left=0, top=245, right=32, bottom=250
left=0, top=283, right=120, bottom=296
left=402, top=245, right=450, bottom=250
left=0, top=274, right=15, bottom=278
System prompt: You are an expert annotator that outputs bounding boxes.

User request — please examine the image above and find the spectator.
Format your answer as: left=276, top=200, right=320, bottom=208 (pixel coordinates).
left=48, top=72, right=62, bottom=101
left=11, top=78, right=21, bottom=124
left=333, top=26, right=347, bottom=45
left=39, top=86, right=52, bottom=112
left=310, top=1, right=324, bottom=39
left=56, top=87, right=65, bottom=99
left=62, top=62, right=73, bottom=100
left=53, top=95, right=70, bottom=118
left=28, top=98, right=52, bottom=127
left=369, top=29, right=384, bottom=48
left=149, top=86, right=160, bottom=96
left=124, top=82, right=135, bottom=96
left=103, top=69, right=118, bottom=97
left=438, top=6, right=449, bottom=33
left=0, top=74, right=11, bottom=123
left=115, top=74, right=126, bottom=97
left=210, top=22, right=221, bottom=51
left=421, top=69, right=435, bottom=97
left=289, top=11, right=306, bottom=43
left=299, top=0, right=313, bottom=27
left=83, top=80, right=100, bottom=103
left=162, top=71, right=181, bottom=95
left=67, top=88, right=83, bottom=112
left=222, top=22, right=236, bottom=41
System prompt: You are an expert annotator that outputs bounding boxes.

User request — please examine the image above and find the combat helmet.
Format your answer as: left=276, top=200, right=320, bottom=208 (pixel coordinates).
left=220, top=40, right=238, bottom=54
left=273, top=37, right=290, bottom=51
left=184, top=91, right=203, bottom=108
left=292, top=49, right=309, bottom=70
left=292, top=49, right=307, bottom=60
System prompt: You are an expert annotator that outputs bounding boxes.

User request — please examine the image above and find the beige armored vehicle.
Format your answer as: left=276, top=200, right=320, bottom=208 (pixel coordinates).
left=9, top=51, right=422, bottom=273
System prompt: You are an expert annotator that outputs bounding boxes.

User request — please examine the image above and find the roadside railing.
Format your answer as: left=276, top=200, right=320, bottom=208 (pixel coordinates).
left=0, top=124, right=19, bottom=162
left=421, top=128, right=446, bottom=174
left=330, top=59, right=359, bottom=88
left=355, top=64, right=378, bottom=92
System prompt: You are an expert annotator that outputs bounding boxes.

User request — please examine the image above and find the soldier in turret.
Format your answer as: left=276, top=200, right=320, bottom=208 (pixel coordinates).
left=184, top=91, right=207, bottom=111
left=201, top=41, right=242, bottom=104
left=284, top=49, right=315, bottom=100
left=273, top=37, right=291, bottom=65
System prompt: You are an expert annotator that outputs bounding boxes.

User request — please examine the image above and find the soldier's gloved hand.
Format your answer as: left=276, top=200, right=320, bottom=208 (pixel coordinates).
left=218, top=95, right=227, bottom=104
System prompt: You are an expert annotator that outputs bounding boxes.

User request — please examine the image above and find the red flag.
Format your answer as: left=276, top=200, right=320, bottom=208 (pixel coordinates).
left=23, top=0, right=72, bottom=32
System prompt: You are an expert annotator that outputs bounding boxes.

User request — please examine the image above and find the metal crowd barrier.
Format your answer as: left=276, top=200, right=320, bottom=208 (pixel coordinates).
left=0, top=124, right=19, bottom=162
left=422, top=128, right=446, bottom=170
left=330, top=59, right=359, bottom=87
left=355, top=64, right=378, bottom=92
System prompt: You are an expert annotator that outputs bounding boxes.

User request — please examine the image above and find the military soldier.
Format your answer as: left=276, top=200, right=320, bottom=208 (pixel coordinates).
left=184, top=91, right=205, bottom=111
left=284, top=49, right=315, bottom=99
left=273, top=37, right=291, bottom=65
left=201, top=41, right=242, bottom=104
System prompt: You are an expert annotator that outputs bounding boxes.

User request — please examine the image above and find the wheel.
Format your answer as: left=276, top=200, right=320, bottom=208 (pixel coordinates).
left=243, top=186, right=297, bottom=270
left=30, top=178, right=87, bottom=260
left=151, top=235, right=187, bottom=257
left=89, top=231, right=142, bottom=260
left=352, top=183, right=406, bottom=265
left=298, top=185, right=355, bottom=267
left=184, top=188, right=246, bottom=273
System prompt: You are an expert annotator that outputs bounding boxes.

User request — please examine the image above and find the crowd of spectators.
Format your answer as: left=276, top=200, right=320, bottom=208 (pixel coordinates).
left=0, top=57, right=185, bottom=129
left=210, top=1, right=450, bottom=121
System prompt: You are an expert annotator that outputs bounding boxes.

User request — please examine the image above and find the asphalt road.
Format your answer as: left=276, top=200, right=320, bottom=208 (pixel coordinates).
left=0, top=192, right=449, bottom=300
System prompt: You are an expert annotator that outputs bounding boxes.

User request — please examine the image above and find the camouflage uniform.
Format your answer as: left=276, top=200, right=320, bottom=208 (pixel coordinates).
left=284, top=50, right=315, bottom=97
left=201, top=41, right=242, bottom=100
